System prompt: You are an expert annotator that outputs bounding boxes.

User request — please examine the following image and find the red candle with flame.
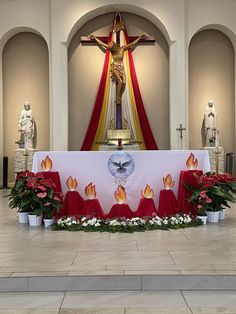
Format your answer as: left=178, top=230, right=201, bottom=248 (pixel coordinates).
left=107, top=186, right=133, bottom=219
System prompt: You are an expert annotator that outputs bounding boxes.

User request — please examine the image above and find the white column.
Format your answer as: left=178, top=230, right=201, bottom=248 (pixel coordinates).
left=169, top=39, right=188, bottom=150
left=49, top=40, right=68, bottom=151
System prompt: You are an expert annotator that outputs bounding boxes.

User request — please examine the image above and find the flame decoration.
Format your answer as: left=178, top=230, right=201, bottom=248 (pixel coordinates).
left=85, top=182, right=97, bottom=199
left=41, top=155, right=53, bottom=171
left=163, top=174, right=175, bottom=190
left=66, top=176, right=78, bottom=191
left=114, top=185, right=126, bottom=204
left=186, top=153, right=198, bottom=170
left=141, top=184, right=154, bottom=199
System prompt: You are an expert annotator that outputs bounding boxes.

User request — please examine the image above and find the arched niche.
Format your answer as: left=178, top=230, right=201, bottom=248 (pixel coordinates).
left=189, top=29, right=235, bottom=166
left=68, top=12, right=169, bottom=150
left=2, top=32, right=49, bottom=182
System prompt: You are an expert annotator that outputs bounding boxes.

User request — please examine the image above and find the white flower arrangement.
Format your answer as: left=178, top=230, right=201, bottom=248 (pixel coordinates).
left=53, top=213, right=198, bottom=233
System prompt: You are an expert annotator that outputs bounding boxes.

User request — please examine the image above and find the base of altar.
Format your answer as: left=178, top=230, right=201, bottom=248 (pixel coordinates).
left=201, top=146, right=224, bottom=173
left=15, top=148, right=38, bottom=173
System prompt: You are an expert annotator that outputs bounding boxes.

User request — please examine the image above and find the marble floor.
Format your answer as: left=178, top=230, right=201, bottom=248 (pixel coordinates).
left=0, top=290, right=236, bottom=313
left=1, top=189, right=236, bottom=276
left=1, top=189, right=236, bottom=313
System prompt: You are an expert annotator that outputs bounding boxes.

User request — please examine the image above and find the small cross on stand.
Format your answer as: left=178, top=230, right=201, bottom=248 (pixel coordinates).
left=176, top=124, right=186, bottom=150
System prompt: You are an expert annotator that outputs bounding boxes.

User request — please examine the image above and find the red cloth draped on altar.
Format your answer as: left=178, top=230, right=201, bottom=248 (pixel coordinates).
left=37, top=171, right=62, bottom=194
left=177, top=170, right=203, bottom=214
left=107, top=204, right=134, bottom=219
left=134, top=198, right=157, bottom=217
left=158, top=190, right=178, bottom=217
left=62, top=191, right=85, bottom=218
left=83, top=199, right=105, bottom=219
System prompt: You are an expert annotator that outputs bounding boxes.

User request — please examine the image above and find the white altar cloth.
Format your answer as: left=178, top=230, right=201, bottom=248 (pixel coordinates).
left=32, top=150, right=210, bottom=213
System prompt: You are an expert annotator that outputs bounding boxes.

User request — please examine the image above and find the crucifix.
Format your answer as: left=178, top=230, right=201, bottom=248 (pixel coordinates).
left=81, top=13, right=155, bottom=131
left=176, top=124, right=186, bottom=150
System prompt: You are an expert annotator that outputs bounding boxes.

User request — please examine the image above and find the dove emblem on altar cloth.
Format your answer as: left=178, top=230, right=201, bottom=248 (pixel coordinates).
left=107, top=152, right=135, bottom=180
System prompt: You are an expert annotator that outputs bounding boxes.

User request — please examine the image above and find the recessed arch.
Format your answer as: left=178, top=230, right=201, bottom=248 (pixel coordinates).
left=67, top=4, right=171, bottom=46
left=189, top=28, right=235, bottom=172
left=68, top=11, right=170, bottom=151
left=189, top=23, right=236, bottom=52
left=2, top=31, right=50, bottom=181
left=0, top=26, right=48, bottom=53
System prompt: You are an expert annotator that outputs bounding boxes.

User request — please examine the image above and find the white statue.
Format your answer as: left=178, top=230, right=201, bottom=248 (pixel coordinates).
left=204, top=100, right=218, bottom=147
left=18, top=101, right=36, bottom=149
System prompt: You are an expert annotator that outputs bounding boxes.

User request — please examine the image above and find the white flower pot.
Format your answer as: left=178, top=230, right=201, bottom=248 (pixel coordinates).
left=28, top=214, right=42, bottom=227
left=44, top=218, right=55, bottom=228
left=197, top=215, right=207, bottom=225
left=206, top=211, right=219, bottom=223
left=18, top=212, right=29, bottom=224
left=219, top=209, right=225, bottom=220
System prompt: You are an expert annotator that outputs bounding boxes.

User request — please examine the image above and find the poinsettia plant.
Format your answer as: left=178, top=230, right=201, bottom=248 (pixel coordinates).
left=186, top=172, right=236, bottom=215
left=8, top=170, right=62, bottom=218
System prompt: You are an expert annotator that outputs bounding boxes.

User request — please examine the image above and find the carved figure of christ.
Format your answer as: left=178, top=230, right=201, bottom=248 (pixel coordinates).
left=81, top=32, right=155, bottom=130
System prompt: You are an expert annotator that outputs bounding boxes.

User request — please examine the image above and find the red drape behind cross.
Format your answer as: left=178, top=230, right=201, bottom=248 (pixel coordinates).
left=81, top=15, right=158, bottom=151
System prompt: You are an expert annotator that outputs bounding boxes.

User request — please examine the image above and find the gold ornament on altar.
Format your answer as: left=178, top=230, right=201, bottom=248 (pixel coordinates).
left=107, top=118, right=131, bottom=149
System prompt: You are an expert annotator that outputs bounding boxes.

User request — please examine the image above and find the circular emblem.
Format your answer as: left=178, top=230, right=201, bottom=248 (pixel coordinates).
left=107, top=152, right=135, bottom=179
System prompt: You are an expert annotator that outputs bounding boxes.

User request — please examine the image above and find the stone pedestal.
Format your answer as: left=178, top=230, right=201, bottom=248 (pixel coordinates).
left=15, top=149, right=38, bottom=173
left=99, top=144, right=140, bottom=151
left=202, top=147, right=224, bottom=173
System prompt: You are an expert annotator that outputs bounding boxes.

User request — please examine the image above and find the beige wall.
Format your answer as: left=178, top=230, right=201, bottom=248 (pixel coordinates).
left=3, top=32, right=49, bottom=182
left=189, top=30, right=235, bottom=169
left=68, top=12, right=169, bottom=150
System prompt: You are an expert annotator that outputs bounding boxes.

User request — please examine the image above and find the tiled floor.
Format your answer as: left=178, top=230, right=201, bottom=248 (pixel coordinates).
left=1, top=189, right=236, bottom=313
left=0, top=290, right=236, bottom=313
left=1, top=189, right=236, bottom=275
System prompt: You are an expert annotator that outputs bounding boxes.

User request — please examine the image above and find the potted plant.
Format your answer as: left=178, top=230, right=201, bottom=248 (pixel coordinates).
left=8, top=170, right=62, bottom=226
left=190, top=190, right=209, bottom=224
left=186, top=172, right=236, bottom=223
left=42, top=198, right=61, bottom=228
left=8, top=170, right=34, bottom=223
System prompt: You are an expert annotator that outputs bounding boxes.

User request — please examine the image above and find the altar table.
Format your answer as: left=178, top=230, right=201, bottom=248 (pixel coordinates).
left=32, top=150, right=210, bottom=214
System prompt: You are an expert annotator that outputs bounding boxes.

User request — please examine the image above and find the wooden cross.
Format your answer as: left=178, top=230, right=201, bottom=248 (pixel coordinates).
left=80, top=35, right=155, bottom=44
left=81, top=15, right=155, bottom=130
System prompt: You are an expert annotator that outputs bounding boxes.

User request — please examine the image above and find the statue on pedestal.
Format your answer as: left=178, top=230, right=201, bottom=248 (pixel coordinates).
left=203, top=101, right=218, bottom=147
left=17, top=101, right=36, bottom=149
